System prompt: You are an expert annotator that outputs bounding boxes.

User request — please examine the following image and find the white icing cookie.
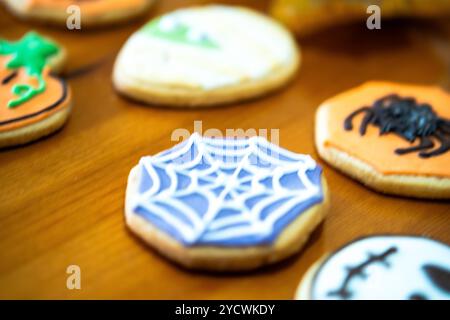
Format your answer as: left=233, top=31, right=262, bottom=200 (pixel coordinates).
left=125, top=133, right=329, bottom=271
left=296, top=235, right=450, bottom=300
left=113, top=5, right=300, bottom=107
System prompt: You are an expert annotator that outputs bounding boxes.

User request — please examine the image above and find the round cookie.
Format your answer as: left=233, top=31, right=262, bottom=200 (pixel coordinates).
left=113, top=5, right=300, bottom=107
left=125, top=133, right=328, bottom=271
left=295, top=235, right=450, bottom=300
left=0, top=32, right=72, bottom=148
left=1, top=0, right=154, bottom=27
left=315, top=81, right=450, bottom=199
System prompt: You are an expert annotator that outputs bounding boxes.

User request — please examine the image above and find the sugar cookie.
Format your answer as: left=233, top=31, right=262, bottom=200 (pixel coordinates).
left=315, top=81, right=450, bottom=199
left=271, top=0, right=450, bottom=36
left=296, top=235, right=450, bottom=300
left=1, top=0, right=154, bottom=27
left=125, top=134, right=328, bottom=271
left=113, top=5, right=300, bottom=107
left=0, top=32, right=72, bottom=148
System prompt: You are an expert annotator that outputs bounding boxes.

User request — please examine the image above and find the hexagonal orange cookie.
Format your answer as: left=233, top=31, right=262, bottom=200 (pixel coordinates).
left=315, top=81, right=450, bottom=199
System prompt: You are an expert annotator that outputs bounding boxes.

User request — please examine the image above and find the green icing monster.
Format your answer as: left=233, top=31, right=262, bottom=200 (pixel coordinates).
left=141, top=17, right=219, bottom=49
left=0, top=32, right=60, bottom=108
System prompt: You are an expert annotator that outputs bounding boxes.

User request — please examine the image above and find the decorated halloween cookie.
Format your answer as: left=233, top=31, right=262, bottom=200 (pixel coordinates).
left=113, top=5, right=300, bottom=107
left=315, top=81, right=450, bottom=199
left=125, top=133, right=328, bottom=271
left=1, top=0, right=154, bottom=27
left=0, top=32, right=72, bottom=148
left=271, top=0, right=450, bottom=36
left=296, top=235, right=450, bottom=300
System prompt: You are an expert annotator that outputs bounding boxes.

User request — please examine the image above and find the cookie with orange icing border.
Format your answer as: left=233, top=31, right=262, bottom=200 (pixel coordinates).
left=315, top=81, right=450, bottom=199
left=1, top=0, right=155, bottom=27
left=0, top=32, right=72, bottom=148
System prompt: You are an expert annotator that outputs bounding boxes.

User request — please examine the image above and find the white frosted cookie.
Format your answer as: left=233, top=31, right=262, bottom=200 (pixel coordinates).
left=315, top=82, right=450, bottom=199
left=296, top=235, right=450, bottom=300
left=1, top=0, right=154, bottom=27
left=0, top=32, right=72, bottom=148
left=113, top=5, right=300, bottom=107
left=125, top=134, right=328, bottom=271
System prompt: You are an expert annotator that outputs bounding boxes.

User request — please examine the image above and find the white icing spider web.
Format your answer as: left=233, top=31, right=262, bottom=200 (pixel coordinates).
left=131, top=133, right=323, bottom=246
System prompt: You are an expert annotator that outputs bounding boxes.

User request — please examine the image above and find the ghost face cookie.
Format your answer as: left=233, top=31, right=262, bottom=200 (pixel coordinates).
left=113, top=5, right=300, bottom=107
left=125, top=134, right=328, bottom=271
left=296, top=235, right=450, bottom=300
left=315, top=81, right=450, bottom=199
left=0, top=32, right=72, bottom=148
left=2, top=0, right=154, bottom=27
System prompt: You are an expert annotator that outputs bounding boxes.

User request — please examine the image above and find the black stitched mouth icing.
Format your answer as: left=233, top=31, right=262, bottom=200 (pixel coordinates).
left=344, top=94, right=450, bottom=158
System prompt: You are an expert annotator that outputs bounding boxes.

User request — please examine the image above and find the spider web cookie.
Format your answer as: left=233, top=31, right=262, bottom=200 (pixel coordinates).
left=125, top=134, right=328, bottom=271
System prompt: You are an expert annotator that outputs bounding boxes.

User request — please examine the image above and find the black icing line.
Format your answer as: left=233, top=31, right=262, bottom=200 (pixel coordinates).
left=2, top=71, right=18, bottom=85
left=327, top=246, right=397, bottom=299
left=308, top=234, right=450, bottom=300
left=0, top=75, right=68, bottom=127
left=423, top=264, right=450, bottom=293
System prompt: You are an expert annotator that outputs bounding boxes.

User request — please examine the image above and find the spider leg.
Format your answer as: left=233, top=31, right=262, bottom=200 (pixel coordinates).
left=344, top=107, right=372, bottom=133
left=440, top=122, right=450, bottom=134
left=419, top=131, right=450, bottom=158
left=395, top=136, right=434, bottom=155
left=359, top=109, right=374, bottom=135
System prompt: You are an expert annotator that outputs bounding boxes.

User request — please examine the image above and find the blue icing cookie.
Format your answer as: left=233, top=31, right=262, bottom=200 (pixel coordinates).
left=128, top=133, right=325, bottom=247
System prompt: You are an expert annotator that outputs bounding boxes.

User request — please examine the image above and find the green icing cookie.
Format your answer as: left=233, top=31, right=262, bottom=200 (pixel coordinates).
left=141, top=17, right=219, bottom=49
left=0, top=32, right=60, bottom=108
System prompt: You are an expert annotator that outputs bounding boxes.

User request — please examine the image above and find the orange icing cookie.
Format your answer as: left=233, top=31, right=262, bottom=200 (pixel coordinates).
left=0, top=32, right=71, bottom=141
left=318, top=81, right=450, bottom=178
left=28, top=0, right=150, bottom=14
left=2, top=0, right=154, bottom=27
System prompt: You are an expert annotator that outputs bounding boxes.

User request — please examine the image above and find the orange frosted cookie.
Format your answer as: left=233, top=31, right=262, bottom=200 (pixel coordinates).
left=271, top=0, right=450, bottom=36
left=315, top=81, right=450, bottom=199
left=2, top=0, right=154, bottom=27
left=0, top=32, right=72, bottom=148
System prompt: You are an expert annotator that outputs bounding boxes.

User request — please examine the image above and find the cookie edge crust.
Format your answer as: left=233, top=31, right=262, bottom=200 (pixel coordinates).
left=315, top=104, right=450, bottom=199
left=124, top=164, right=329, bottom=271
left=294, top=257, right=326, bottom=300
left=0, top=102, right=71, bottom=148
left=114, top=55, right=299, bottom=108
left=2, top=0, right=155, bottom=27
left=112, top=6, right=300, bottom=108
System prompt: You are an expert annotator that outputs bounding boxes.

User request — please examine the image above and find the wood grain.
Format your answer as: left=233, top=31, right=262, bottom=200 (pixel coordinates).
left=0, top=0, right=449, bottom=299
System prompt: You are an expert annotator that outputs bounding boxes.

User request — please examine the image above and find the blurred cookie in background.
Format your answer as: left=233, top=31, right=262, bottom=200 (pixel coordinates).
left=315, top=81, right=450, bottom=199
left=271, top=0, right=450, bottom=36
left=1, top=0, right=155, bottom=28
left=113, top=5, right=300, bottom=108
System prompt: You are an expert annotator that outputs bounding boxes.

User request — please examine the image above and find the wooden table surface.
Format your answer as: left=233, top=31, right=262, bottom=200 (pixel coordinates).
left=0, top=0, right=449, bottom=299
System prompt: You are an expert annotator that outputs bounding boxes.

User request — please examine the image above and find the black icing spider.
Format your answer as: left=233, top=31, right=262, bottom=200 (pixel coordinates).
left=344, top=94, right=450, bottom=158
